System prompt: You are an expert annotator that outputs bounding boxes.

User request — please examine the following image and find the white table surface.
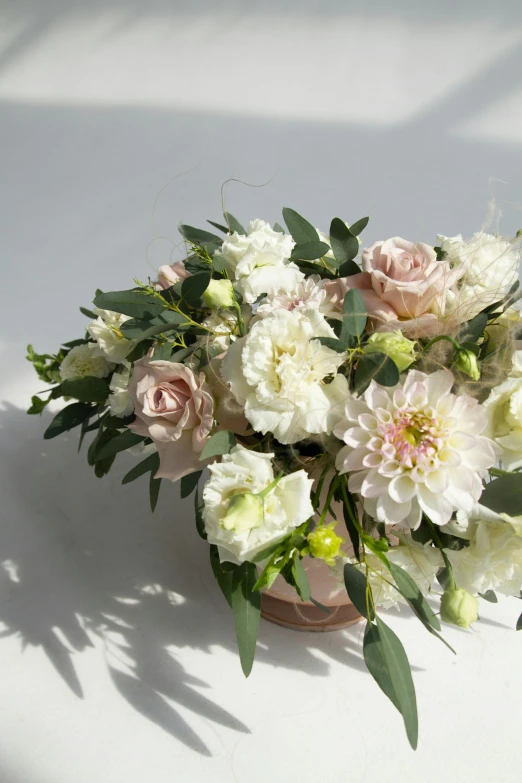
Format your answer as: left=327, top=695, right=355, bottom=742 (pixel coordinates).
left=1, top=2, right=522, bottom=781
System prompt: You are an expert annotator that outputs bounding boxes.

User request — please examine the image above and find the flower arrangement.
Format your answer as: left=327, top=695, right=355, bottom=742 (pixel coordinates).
left=27, top=208, right=522, bottom=749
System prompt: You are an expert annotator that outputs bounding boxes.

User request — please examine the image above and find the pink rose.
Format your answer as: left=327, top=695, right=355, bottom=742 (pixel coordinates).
left=156, top=262, right=191, bottom=290
left=325, top=237, right=461, bottom=337
left=128, top=358, right=214, bottom=482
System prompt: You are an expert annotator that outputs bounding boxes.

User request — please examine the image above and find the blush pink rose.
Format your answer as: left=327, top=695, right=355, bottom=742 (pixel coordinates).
left=324, top=237, right=462, bottom=338
left=128, top=358, right=214, bottom=482
left=156, top=262, right=191, bottom=290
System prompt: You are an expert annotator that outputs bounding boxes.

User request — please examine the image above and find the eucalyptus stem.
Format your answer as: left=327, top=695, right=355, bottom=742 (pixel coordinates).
left=426, top=517, right=456, bottom=590
left=422, top=334, right=460, bottom=353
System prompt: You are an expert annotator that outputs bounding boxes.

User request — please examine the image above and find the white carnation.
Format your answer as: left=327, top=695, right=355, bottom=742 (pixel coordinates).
left=484, top=350, right=522, bottom=470
left=87, top=308, right=134, bottom=363
left=256, top=275, right=336, bottom=319
left=439, top=232, right=520, bottom=321
left=108, top=369, right=134, bottom=417
left=202, top=445, right=314, bottom=564
left=221, top=306, right=348, bottom=444
left=59, top=343, right=113, bottom=380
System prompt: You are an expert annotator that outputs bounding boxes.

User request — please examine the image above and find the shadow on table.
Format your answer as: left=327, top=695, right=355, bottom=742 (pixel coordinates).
left=0, top=402, right=375, bottom=756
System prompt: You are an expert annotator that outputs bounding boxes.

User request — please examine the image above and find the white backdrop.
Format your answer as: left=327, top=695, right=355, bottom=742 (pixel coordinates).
left=1, top=2, right=522, bottom=781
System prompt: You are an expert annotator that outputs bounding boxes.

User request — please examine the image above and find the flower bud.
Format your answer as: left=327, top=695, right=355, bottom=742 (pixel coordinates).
left=440, top=587, right=479, bottom=629
left=202, top=279, right=235, bottom=309
left=455, top=349, right=480, bottom=381
left=221, top=492, right=264, bottom=533
left=363, top=331, right=416, bottom=372
left=308, top=522, right=345, bottom=566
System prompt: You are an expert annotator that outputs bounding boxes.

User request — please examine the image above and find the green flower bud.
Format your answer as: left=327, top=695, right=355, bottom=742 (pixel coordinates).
left=455, top=349, right=480, bottom=381
left=363, top=331, right=416, bottom=372
left=202, top=279, right=235, bottom=309
left=308, top=522, right=345, bottom=566
left=440, top=587, right=479, bottom=629
left=221, top=492, right=264, bottom=533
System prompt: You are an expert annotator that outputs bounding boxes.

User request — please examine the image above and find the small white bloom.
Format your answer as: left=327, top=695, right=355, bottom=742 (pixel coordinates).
left=221, top=306, right=348, bottom=444
left=256, top=275, right=336, bottom=318
left=109, top=369, right=134, bottom=417
left=197, top=310, right=240, bottom=357
left=335, top=369, right=498, bottom=528
left=59, top=343, right=113, bottom=380
left=484, top=350, right=522, bottom=470
left=87, top=308, right=134, bottom=363
left=439, top=232, right=520, bottom=321
left=202, top=445, right=314, bottom=564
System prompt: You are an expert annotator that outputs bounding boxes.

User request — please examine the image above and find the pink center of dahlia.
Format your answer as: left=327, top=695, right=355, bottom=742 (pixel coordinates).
left=381, top=409, right=444, bottom=468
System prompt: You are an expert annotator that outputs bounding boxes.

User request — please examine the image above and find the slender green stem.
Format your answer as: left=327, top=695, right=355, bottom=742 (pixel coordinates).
left=426, top=517, right=456, bottom=590
left=422, top=334, right=460, bottom=353
left=318, top=475, right=340, bottom=525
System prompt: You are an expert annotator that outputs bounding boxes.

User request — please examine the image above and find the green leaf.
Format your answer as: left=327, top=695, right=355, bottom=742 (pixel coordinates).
left=481, top=474, right=522, bottom=516
left=282, top=207, right=319, bottom=245
left=194, top=484, right=207, bottom=539
left=329, top=217, right=359, bottom=265
left=364, top=619, right=418, bottom=750
left=310, top=598, right=331, bottom=615
left=315, top=336, right=347, bottom=353
left=62, top=338, right=89, bottom=349
left=178, top=224, right=223, bottom=253
left=341, top=488, right=361, bottom=560
left=388, top=562, right=440, bottom=631
left=103, top=413, right=135, bottom=429
left=290, top=557, right=311, bottom=602
left=224, top=212, right=245, bottom=234
left=93, top=289, right=165, bottom=320
left=343, top=563, right=374, bottom=620
left=231, top=562, right=261, bottom=677
left=149, top=467, right=161, bottom=512
left=516, top=611, right=522, bottom=631
left=44, top=402, right=95, bottom=439
left=61, top=376, right=110, bottom=404
left=354, top=352, right=400, bottom=394
left=290, top=241, right=330, bottom=261
left=209, top=545, right=234, bottom=607
left=92, top=430, right=119, bottom=477
left=181, top=272, right=211, bottom=307
left=180, top=470, right=203, bottom=499
left=349, top=217, right=369, bottom=236
left=342, top=289, right=367, bottom=340
left=250, top=540, right=286, bottom=564
left=125, top=340, right=153, bottom=363
left=95, top=429, right=146, bottom=461
left=80, top=306, right=97, bottom=319
left=273, top=222, right=285, bottom=234
left=338, top=259, right=361, bottom=277
left=479, top=589, right=498, bottom=603
left=207, top=220, right=229, bottom=234
left=27, top=395, right=49, bottom=415
left=295, top=260, right=337, bottom=279
left=121, top=452, right=160, bottom=484
left=199, top=430, right=237, bottom=461
left=456, top=312, right=488, bottom=344
left=119, top=311, right=186, bottom=341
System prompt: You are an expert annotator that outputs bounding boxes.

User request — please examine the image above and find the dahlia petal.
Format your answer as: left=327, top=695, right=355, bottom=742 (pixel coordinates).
left=388, top=474, right=417, bottom=503
left=348, top=470, right=367, bottom=494
left=417, top=485, right=453, bottom=526
left=358, top=413, right=379, bottom=432
left=425, top=469, right=448, bottom=494
left=448, top=431, right=476, bottom=451
left=376, top=494, right=412, bottom=525
left=361, top=470, right=391, bottom=498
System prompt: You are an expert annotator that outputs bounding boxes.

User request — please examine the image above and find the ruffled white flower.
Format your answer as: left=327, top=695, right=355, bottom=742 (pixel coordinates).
left=221, top=306, right=349, bottom=444
left=108, top=369, right=134, bottom=417
left=213, top=219, right=302, bottom=303
left=484, top=350, right=522, bottom=470
left=445, top=504, right=522, bottom=597
left=202, top=445, right=314, bottom=564
left=87, top=308, right=134, bottom=363
left=197, top=309, right=239, bottom=358
left=59, top=343, right=113, bottom=380
left=338, top=536, right=443, bottom=609
left=438, top=232, right=520, bottom=321
left=335, top=369, right=498, bottom=528
left=256, top=275, right=336, bottom=319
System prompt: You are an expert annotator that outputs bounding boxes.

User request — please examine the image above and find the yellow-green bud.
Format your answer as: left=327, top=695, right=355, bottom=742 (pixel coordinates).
left=221, top=492, right=264, bottom=533
left=440, top=587, right=479, bottom=629
left=202, top=279, right=235, bottom=309
left=363, top=331, right=416, bottom=372
left=308, top=522, right=345, bottom=566
left=455, top=349, right=480, bottom=381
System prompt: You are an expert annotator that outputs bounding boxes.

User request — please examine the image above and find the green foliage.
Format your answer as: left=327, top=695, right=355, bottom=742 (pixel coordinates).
left=180, top=470, right=203, bottom=498
left=149, top=461, right=161, bottom=512
left=95, top=429, right=146, bottom=461
left=290, top=240, right=330, bottom=261
left=354, top=352, right=400, bottom=394
left=329, top=218, right=359, bottom=266
left=178, top=224, right=223, bottom=254
left=348, top=216, right=369, bottom=236
left=338, top=259, right=361, bottom=277
left=209, top=545, right=234, bottom=607
left=231, top=562, right=262, bottom=677
left=481, top=474, right=522, bottom=516
left=479, top=590, right=498, bottom=603
left=181, top=272, right=211, bottom=307
left=194, top=484, right=206, bottom=539
left=26, top=344, right=64, bottom=385
left=282, top=207, right=319, bottom=245
left=61, top=376, right=110, bottom=404
left=79, top=306, right=97, bottom=319
left=316, top=337, right=347, bottom=353
left=119, top=311, right=187, bottom=341
left=517, top=611, right=522, bottom=631
left=341, top=289, right=367, bottom=341
left=44, top=402, right=95, bottom=439
left=289, top=556, right=311, bottom=601
left=103, top=413, right=135, bottom=429
left=224, top=212, right=245, bottom=234
left=27, top=395, right=50, bottom=415
left=456, top=313, right=488, bottom=344
left=93, top=289, right=165, bottom=320
left=343, top=563, right=374, bottom=620
left=199, top=430, right=237, bottom=461
left=121, top=452, right=160, bottom=484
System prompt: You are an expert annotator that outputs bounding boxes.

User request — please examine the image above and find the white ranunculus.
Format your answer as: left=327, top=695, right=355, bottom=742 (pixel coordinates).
left=445, top=505, right=522, bottom=598
left=255, top=274, right=336, bottom=319
left=213, top=219, right=302, bottom=303
left=87, top=308, right=134, bottom=363
left=202, top=445, right=314, bottom=564
left=108, top=369, right=134, bottom=417
left=221, top=306, right=348, bottom=444
left=438, top=232, right=520, bottom=321
left=59, top=343, right=113, bottom=380
left=484, top=350, right=522, bottom=470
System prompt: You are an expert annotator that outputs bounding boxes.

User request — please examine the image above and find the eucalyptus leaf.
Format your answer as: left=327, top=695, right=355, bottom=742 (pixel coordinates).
left=199, top=430, right=237, bottom=461
left=178, top=224, right=223, bottom=253
left=354, top=352, right=400, bottom=394
left=338, top=259, right=362, bottom=277
left=80, top=306, right=97, bottom=319
left=282, top=207, right=319, bottom=244
left=209, top=545, right=234, bottom=607
left=456, top=312, right=488, bottom=344
left=342, top=490, right=361, bottom=560
left=290, top=557, right=311, bottom=602
left=93, top=289, right=165, bottom=320
left=388, top=562, right=441, bottom=631
left=330, top=218, right=359, bottom=265
left=295, top=260, right=337, bottom=280
left=342, top=289, right=367, bottom=339
left=103, top=413, right=136, bottom=430
left=44, top=402, right=95, bottom=440
left=149, top=464, right=161, bottom=512
left=316, top=336, right=348, bottom=353
left=194, top=484, right=206, bottom=540
left=290, top=241, right=330, bottom=261
left=119, top=311, right=187, bottom=341
left=231, top=562, right=261, bottom=677
left=363, top=621, right=400, bottom=711
left=516, top=611, right=522, bottom=631
left=481, top=474, right=522, bottom=516
left=224, top=212, right=245, bottom=234
left=180, top=470, right=202, bottom=499
left=95, top=429, right=146, bottom=461
left=122, top=452, right=160, bottom=484
left=181, top=272, right=211, bottom=306
left=61, top=376, right=110, bottom=404
left=343, top=563, right=374, bottom=620
left=479, top=589, right=498, bottom=603
left=349, top=216, right=369, bottom=236
left=207, top=220, right=229, bottom=234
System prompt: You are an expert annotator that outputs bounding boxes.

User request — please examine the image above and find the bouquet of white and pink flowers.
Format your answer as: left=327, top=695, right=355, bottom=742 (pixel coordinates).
left=27, top=208, right=522, bottom=749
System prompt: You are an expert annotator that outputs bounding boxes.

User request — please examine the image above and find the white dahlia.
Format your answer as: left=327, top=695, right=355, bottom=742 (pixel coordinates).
left=221, top=306, right=348, bottom=444
left=256, top=274, right=336, bottom=319
left=59, top=343, right=113, bottom=380
left=334, top=369, right=498, bottom=528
